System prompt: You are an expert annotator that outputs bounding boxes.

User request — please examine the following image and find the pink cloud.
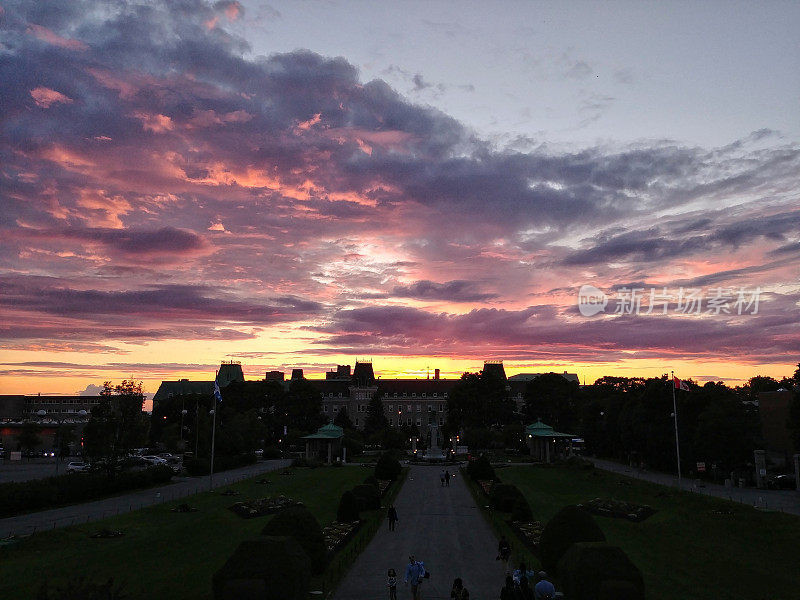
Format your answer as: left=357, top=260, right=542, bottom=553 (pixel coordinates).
left=30, top=87, right=73, bottom=108
left=27, top=24, right=88, bottom=51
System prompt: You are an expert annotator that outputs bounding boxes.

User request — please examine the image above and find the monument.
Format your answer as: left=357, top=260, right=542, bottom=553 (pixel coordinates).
left=422, top=419, right=445, bottom=462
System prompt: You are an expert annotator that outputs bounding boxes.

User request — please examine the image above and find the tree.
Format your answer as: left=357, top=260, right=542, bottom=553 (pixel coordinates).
left=788, top=390, right=800, bottom=453
left=15, top=422, right=41, bottom=455
left=364, top=391, right=388, bottom=435
left=276, top=378, right=326, bottom=433
left=334, top=407, right=354, bottom=430
left=523, top=374, right=579, bottom=431
left=447, top=370, right=515, bottom=431
left=83, top=380, right=149, bottom=475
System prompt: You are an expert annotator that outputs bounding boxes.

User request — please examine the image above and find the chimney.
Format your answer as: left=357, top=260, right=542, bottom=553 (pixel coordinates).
left=434, top=369, right=440, bottom=380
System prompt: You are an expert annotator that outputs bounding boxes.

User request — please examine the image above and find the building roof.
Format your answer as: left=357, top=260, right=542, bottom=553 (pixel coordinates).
left=509, top=372, right=580, bottom=384
left=525, top=419, right=575, bottom=438
left=302, top=423, right=344, bottom=439
left=153, top=380, right=215, bottom=402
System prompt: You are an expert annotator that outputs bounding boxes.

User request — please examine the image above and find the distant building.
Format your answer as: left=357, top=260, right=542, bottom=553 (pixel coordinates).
left=508, top=371, right=580, bottom=384
left=0, top=394, right=95, bottom=453
left=151, top=359, right=580, bottom=432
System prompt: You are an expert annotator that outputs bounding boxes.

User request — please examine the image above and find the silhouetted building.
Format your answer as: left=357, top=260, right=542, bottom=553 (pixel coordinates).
left=265, top=371, right=285, bottom=381
left=291, top=368, right=304, bottom=380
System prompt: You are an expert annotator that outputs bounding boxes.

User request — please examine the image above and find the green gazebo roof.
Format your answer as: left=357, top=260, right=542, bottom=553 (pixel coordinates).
left=525, top=419, right=575, bottom=439
left=302, top=423, right=344, bottom=440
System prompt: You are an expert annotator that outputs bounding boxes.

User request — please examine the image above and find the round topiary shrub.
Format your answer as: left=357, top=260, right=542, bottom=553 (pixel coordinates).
left=539, top=505, right=606, bottom=574
left=261, top=506, right=326, bottom=572
left=363, top=474, right=379, bottom=488
left=374, top=452, right=402, bottom=480
left=466, top=454, right=495, bottom=481
left=337, top=490, right=360, bottom=522
left=212, top=536, right=309, bottom=600
left=557, top=542, right=644, bottom=600
left=511, top=496, right=533, bottom=522
left=351, top=483, right=381, bottom=511
left=489, top=483, right=526, bottom=512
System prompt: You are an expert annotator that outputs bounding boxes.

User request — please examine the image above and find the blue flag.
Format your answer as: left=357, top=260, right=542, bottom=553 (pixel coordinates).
left=214, top=380, right=222, bottom=403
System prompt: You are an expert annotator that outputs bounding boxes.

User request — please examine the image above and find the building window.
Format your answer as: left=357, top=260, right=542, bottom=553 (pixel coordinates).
left=412, top=392, right=417, bottom=397
left=407, top=417, right=412, bottom=426
left=338, top=392, right=342, bottom=398
left=422, top=392, right=426, bottom=398
left=388, top=404, right=394, bottom=411
left=416, top=404, right=421, bottom=412
left=427, top=405, right=432, bottom=412
left=355, top=418, right=359, bottom=426
left=433, top=392, right=437, bottom=397
left=390, top=418, right=394, bottom=426
left=439, top=417, right=444, bottom=426
left=407, top=404, right=412, bottom=411
left=403, top=392, right=407, bottom=397
left=416, top=418, right=421, bottom=427
left=323, top=405, right=328, bottom=412
left=333, top=406, right=338, bottom=412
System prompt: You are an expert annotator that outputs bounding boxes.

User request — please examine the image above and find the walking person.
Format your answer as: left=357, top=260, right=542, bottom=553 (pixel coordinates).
left=450, top=577, right=470, bottom=600
left=499, top=575, right=516, bottom=600
left=388, top=504, right=399, bottom=531
left=440, top=468, right=446, bottom=486
left=387, top=568, right=398, bottom=600
left=533, top=571, right=556, bottom=600
left=404, top=555, right=426, bottom=600
left=497, top=534, right=511, bottom=567
left=445, top=469, right=451, bottom=486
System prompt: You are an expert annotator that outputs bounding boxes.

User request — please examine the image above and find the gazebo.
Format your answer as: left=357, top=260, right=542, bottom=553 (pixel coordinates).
left=302, top=423, right=344, bottom=464
left=525, top=419, right=576, bottom=463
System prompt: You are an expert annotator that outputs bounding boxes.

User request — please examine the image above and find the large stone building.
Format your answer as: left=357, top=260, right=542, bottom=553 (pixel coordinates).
left=152, top=360, right=581, bottom=431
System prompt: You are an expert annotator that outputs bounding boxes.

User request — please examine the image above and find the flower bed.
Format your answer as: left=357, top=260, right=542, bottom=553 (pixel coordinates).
left=377, top=480, right=392, bottom=496
left=508, top=520, right=543, bottom=553
left=478, top=480, right=493, bottom=496
left=578, top=498, right=656, bottom=522
left=228, top=495, right=304, bottom=518
left=323, top=520, right=361, bottom=556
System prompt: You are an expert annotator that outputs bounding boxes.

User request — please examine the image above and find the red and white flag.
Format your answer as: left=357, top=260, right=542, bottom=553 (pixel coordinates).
left=673, top=376, right=690, bottom=391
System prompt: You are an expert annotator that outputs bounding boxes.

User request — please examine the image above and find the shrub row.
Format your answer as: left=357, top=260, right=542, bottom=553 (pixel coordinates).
left=466, top=454, right=496, bottom=481
left=185, top=453, right=257, bottom=476
left=0, top=465, right=173, bottom=518
left=374, top=452, right=402, bottom=481
left=262, top=506, right=327, bottom=572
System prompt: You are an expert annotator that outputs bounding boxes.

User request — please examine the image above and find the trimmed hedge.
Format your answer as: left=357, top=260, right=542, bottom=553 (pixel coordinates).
left=489, top=483, right=526, bottom=512
left=539, top=505, right=606, bottom=574
left=351, top=483, right=381, bottom=511
left=185, top=453, right=257, bottom=476
left=557, top=542, right=644, bottom=600
left=0, top=465, right=173, bottom=518
left=336, top=490, right=360, bottom=522
left=212, top=536, right=309, bottom=600
left=511, top=496, right=534, bottom=522
left=363, top=474, right=379, bottom=488
left=261, top=506, right=326, bottom=572
left=466, top=454, right=495, bottom=481
left=374, top=452, right=402, bottom=480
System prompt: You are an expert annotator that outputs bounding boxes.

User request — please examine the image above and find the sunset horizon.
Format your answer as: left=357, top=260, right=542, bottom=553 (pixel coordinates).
left=2, top=1, right=798, bottom=400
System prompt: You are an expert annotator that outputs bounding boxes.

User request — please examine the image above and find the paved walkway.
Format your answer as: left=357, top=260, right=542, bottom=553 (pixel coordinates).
left=333, top=465, right=507, bottom=600
left=0, top=459, right=291, bottom=537
left=589, top=458, right=800, bottom=516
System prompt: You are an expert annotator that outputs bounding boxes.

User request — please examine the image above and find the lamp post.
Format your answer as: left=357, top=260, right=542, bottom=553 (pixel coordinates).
left=671, top=371, right=682, bottom=488
left=36, top=409, right=87, bottom=475
left=179, top=405, right=188, bottom=453
left=209, top=407, right=217, bottom=490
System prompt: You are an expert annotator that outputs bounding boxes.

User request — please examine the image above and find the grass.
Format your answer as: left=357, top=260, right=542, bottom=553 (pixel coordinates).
left=0, top=465, right=373, bottom=600
left=497, top=464, right=800, bottom=600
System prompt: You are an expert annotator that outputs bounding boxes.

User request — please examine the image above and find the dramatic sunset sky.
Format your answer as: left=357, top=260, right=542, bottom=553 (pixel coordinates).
left=1, top=0, right=799, bottom=400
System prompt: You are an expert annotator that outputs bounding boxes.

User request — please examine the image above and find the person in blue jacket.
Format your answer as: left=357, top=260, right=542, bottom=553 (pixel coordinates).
left=404, top=555, right=426, bottom=600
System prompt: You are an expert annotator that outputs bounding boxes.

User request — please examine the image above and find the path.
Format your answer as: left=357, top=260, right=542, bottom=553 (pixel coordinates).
left=333, top=465, right=507, bottom=600
left=0, top=458, right=291, bottom=537
left=589, top=458, right=800, bottom=516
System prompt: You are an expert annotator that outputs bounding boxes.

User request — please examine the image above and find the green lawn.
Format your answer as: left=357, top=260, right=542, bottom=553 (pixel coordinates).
left=497, top=465, right=800, bottom=600
left=0, top=465, right=372, bottom=600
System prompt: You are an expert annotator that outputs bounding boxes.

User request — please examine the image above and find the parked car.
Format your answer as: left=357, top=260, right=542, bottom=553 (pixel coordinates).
left=767, top=474, right=797, bottom=490
left=66, top=461, right=89, bottom=473
left=165, top=456, right=183, bottom=473
left=141, top=455, right=168, bottom=466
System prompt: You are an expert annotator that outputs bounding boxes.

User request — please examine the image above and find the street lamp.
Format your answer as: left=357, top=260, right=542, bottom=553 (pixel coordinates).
left=36, top=409, right=87, bottom=475
left=179, top=408, right=188, bottom=453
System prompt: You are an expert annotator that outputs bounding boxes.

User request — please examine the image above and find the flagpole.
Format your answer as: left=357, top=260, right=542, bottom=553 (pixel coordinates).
left=671, top=371, right=682, bottom=488
left=210, top=371, right=218, bottom=491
